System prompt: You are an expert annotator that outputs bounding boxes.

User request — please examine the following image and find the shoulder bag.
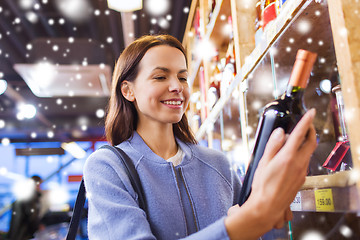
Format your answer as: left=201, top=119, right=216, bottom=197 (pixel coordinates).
left=65, top=145, right=147, bottom=240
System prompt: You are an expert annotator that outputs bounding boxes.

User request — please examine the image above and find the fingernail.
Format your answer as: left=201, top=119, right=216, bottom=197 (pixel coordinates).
left=272, top=128, right=284, bottom=138
left=309, top=108, right=316, bottom=118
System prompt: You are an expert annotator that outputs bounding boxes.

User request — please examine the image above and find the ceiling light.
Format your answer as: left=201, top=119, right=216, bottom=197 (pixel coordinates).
left=14, top=63, right=112, bottom=97
left=17, top=104, right=37, bottom=119
left=61, top=142, right=86, bottom=159
left=55, top=0, right=92, bottom=23
left=107, top=0, right=142, bottom=12
left=146, top=0, right=170, bottom=16
left=1, top=138, right=10, bottom=146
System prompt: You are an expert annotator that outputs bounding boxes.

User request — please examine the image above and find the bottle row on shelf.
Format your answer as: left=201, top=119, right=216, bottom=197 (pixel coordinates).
left=188, top=0, right=314, bottom=134
left=255, top=0, right=288, bottom=44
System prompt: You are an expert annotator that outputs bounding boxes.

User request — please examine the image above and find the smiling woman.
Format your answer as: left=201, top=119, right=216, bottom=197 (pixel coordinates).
left=105, top=35, right=195, bottom=147
left=122, top=45, right=190, bottom=136
left=83, top=34, right=318, bottom=240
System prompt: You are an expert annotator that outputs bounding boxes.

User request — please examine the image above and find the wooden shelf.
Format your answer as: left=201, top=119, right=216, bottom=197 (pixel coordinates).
left=289, top=171, right=359, bottom=212
left=195, top=0, right=311, bottom=140
left=291, top=185, right=360, bottom=212
left=185, top=0, right=232, bottom=89
left=184, top=0, right=360, bottom=212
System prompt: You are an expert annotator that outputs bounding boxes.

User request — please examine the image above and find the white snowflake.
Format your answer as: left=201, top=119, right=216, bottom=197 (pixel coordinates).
left=30, top=132, right=37, bottom=138
left=300, top=230, right=325, bottom=240
left=47, top=131, right=54, bottom=138
left=339, top=225, right=353, bottom=238
left=94, top=9, right=101, bottom=16
left=106, top=37, right=113, bottom=43
left=297, top=20, right=311, bottom=34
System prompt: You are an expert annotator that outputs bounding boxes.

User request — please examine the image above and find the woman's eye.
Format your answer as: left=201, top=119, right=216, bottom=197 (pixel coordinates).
left=179, top=77, right=187, bottom=82
left=154, top=76, right=166, bottom=80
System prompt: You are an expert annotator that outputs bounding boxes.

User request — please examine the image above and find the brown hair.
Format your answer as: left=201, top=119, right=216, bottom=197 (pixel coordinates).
left=105, top=35, right=197, bottom=146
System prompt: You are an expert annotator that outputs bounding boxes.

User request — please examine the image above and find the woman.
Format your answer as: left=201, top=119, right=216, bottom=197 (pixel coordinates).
left=83, top=34, right=317, bottom=239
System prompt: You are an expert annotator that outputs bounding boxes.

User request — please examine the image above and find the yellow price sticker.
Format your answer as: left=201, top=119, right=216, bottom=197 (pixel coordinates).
left=314, top=189, right=334, bottom=212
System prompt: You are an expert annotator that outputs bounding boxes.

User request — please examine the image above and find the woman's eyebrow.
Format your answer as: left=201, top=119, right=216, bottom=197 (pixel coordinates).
left=151, top=67, right=188, bottom=74
left=152, top=67, right=170, bottom=72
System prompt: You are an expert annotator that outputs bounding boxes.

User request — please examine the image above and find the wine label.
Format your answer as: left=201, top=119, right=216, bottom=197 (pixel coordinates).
left=290, top=192, right=302, bottom=211
left=314, top=189, right=335, bottom=212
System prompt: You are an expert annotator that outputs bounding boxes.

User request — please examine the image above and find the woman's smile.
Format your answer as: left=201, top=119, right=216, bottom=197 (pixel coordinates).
left=161, top=99, right=184, bottom=108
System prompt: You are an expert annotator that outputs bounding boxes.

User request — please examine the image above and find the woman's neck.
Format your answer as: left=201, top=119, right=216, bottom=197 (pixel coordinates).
left=136, top=123, right=178, bottom=160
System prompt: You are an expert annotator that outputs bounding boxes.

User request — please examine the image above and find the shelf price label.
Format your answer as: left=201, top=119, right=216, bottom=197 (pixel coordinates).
left=314, top=189, right=334, bottom=212
left=290, top=192, right=302, bottom=211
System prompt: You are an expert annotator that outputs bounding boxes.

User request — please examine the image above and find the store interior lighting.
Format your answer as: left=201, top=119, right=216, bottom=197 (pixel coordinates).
left=61, top=142, right=87, bottom=159
left=107, top=0, right=142, bottom=12
left=0, top=80, right=7, bottom=95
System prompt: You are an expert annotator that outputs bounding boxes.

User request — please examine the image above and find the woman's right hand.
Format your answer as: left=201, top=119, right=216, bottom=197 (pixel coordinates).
left=225, top=108, right=317, bottom=240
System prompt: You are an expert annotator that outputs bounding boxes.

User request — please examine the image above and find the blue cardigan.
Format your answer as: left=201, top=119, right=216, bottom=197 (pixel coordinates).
left=83, top=132, right=242, bottom=239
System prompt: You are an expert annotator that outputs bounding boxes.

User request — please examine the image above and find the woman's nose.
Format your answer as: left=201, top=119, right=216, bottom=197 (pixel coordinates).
left=169, top=77, right=183, bottom=93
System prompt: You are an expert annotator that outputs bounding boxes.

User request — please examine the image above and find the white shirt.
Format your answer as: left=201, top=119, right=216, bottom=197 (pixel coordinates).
left=166, top=147, right=184, bottom=166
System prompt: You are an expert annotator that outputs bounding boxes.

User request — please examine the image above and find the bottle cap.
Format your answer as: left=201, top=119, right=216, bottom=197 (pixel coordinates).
left=289, top=49, right=317, bottom=88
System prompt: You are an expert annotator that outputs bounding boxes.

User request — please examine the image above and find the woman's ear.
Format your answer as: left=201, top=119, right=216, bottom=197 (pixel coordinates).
left=121, top=81, right=135, bottom=102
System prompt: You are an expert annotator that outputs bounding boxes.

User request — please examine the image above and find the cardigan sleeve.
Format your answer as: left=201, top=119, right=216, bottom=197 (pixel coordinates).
left=179, top=217, right=230, bottom=240
left=83, top=149, right=156, bottom=240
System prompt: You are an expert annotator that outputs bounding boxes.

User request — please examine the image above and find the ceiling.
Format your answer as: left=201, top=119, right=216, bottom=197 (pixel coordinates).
left=0, top=0, right=191, bottom=143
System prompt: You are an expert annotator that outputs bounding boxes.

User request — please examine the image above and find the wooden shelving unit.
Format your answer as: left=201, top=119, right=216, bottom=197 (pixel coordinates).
left=183, top=0, right=360, bottom=214
left=291, top=171, right=360, bottom=212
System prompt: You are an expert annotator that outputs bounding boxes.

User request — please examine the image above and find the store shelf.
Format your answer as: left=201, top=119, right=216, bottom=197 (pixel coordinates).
left=195, top=0, right=311, bottom=140
left=291, top=171, right=360, bottom=212
left=186, top=0, right=231, bottom=89
left=291, top=171, right=359, bottom=212
left=290, top=185, right=359, bottom=212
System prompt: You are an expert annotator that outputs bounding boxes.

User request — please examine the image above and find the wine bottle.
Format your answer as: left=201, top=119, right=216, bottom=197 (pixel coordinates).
left=255, top=0, right=264, bottom=45
left=239, top=49, right=317, bottom=206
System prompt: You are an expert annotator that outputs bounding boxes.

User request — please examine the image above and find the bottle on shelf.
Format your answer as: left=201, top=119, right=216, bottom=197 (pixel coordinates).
left=279, top=0, right=287, bottom=9
left=209, top=51, right=222, bottom=104
left=194, top=7, right=202, bottom=41
left=239, top=49, right=317, bottom=206
left=208, top=0, right=217, bottom=24
left=322, top=84, right=353, bottom=171
left=262, top=0, right=279, bottom=29
left=220, top=43, right=235, bottom=99
left=199, top=66, right=208, bottom=121
left=255, top=0, right=264, bottom=45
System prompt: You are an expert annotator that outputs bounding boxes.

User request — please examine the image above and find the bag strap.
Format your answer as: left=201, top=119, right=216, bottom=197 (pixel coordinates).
left=66, top=179, right=86, bottom=240
left=101, top=145, right=147, bottom=211
left=66, top=145, right=146, bottom=240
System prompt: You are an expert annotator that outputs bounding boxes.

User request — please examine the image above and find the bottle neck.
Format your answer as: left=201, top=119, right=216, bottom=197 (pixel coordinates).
left=285, top=84, right=305, bottom=99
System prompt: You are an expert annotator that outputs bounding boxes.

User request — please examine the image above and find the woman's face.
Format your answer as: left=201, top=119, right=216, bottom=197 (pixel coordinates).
left=129, top=45, right=190, bottom=128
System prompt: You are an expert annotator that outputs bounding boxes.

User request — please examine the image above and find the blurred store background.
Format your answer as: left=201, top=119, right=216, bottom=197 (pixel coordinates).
left=0, top=0, right=191, bottom=238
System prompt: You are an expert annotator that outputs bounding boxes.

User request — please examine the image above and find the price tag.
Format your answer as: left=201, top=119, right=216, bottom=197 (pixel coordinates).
left=314, top=189, right=335, bottom=212
left=290, top=192, right=302, bottom=211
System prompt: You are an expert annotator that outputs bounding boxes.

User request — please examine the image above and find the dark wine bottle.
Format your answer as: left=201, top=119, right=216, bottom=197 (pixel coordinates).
left=239, top=49, right=317, bottom=206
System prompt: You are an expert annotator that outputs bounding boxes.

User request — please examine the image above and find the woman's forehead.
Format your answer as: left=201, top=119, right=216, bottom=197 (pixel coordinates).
left=139, top=45, right=187, bottom=70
